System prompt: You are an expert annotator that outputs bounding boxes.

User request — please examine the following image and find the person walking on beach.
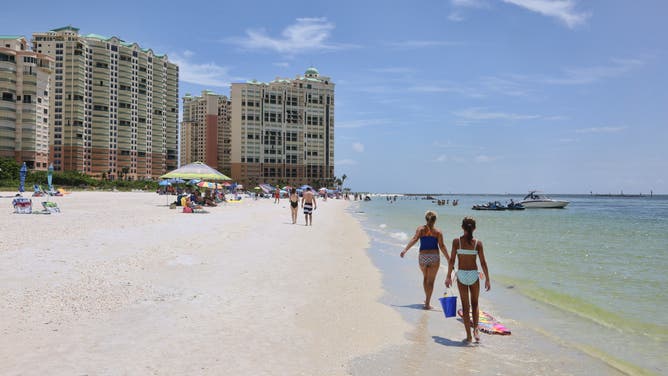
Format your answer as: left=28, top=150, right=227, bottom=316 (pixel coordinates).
left=289, top=188, right=299, bottom=224
left=400, top=211, right=449, bottom=310
left=274, top=189, right=280, bottom=204
left=301, top=187, right=317, bottom=226
left=445, top=217, right=490, bottom=343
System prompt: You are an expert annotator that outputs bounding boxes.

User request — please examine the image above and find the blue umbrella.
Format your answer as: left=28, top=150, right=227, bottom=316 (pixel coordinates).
left=158, top=180, right=172, bottom=186
left=47, top=163, right=54, bottom=191
left=19, top=162, right=27, bottom=193
left=169, top=178, right=185, bottom=184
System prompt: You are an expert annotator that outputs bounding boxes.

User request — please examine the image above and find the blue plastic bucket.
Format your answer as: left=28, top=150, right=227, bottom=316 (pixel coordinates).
left=439, top=295, right=457, bottom=318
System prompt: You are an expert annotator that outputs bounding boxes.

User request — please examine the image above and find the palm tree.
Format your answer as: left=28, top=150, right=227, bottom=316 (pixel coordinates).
left=341, top=174, right=347, bottom=188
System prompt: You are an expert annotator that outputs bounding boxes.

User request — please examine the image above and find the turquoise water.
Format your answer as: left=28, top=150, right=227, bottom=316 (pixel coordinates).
left=352, top=194, right=668, bottom=374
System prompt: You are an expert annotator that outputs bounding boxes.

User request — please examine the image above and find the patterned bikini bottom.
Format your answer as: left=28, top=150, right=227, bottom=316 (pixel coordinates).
left=457, top=270, right=480, bottom=286
left=418, top=253, right=440, bottom=267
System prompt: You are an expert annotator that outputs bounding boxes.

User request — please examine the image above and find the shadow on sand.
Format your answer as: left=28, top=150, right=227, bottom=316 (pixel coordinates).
left=432, top=335, right=472, bottom=347
left=392, top=303, right=442, bottom=312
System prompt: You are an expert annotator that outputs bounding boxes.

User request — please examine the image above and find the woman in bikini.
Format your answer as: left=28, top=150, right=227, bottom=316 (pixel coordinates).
left=289, top=188, right=299, bottom=224
left=400, top=211, right=449, bottom=309
left=445, top=217, right=490, bottom=343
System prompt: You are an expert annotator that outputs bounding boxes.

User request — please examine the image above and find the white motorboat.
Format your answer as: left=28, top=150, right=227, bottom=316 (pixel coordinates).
left=520, top=191, right=569, bottom=208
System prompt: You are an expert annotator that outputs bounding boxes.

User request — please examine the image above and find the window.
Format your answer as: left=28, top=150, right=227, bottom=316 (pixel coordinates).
left=2, top=92, right=14, bottom=101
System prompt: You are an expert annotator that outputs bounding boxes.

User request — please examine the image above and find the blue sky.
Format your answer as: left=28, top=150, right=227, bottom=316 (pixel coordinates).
left=5, top=0, right=667, bottom=193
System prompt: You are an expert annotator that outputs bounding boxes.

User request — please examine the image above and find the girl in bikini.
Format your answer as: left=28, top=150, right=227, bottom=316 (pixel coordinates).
left=445, top=217, right=490, bottom=343
left=289, top=188, right=299, bottom=224
left=401, top=211, right=449, bottom=310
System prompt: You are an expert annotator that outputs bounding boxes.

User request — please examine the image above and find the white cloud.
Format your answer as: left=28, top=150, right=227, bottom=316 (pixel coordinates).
left=501, top=0, right=590, bottom=28
left=475, top=154, right=499, bottom=163
left=575, top=126, right=627, bottom=134
left=448, top=12, right=466, bottom=22
left=435, top=154, right=448, bottom=162
left=337, top=119, right=389, bottom=128
left=542, top=58, right=644, bottom=85
left=273, top=62, right=290, bottom=68
left=385, top=40, right=461, bottom=48
left=408, top=84, right=485, bottom=98
left=336, top=159, right=358, bottom=166
left=453, top=107, right=541, bottom=121
left=352, top=142, right=365, bottom=152
left=169, top=51, right=233, bottom=88
left=226, top=18, right=358, bottom=54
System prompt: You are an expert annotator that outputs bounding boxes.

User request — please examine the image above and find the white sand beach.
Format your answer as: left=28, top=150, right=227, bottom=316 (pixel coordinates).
left=0, top=192, right=629, bottom=375
left=0, top=192, right=410, bottom=375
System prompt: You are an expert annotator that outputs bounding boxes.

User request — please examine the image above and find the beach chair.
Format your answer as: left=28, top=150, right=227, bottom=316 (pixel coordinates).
left=42, top=201, right=61, bottom=213
left=12, top=197, right=33, bottom=214
left=32, top=185, right=45, bottom=197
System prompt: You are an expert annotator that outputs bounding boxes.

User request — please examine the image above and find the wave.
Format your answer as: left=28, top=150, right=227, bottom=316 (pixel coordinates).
left=389, top=232, right=409, bottom=242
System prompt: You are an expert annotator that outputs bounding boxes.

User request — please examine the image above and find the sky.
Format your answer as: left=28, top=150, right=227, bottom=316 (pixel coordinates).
left=4, top=0, right=667, bottom=193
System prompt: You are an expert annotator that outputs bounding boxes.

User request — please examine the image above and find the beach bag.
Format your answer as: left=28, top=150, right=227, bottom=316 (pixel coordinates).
left=183, top=206, right=193, bottom=213
left=439, top=290, right=457, bottom=318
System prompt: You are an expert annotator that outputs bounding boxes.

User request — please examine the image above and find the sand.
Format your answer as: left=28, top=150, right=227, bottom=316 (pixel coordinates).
left=0, top=192, right=410, bottom=375
left=0, top=191, right=630, bottom=375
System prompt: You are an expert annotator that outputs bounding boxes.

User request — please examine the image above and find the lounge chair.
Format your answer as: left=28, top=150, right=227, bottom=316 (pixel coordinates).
left=12, top=197, right=33, bottom=214
left=42, top=201, right=61, bottom=213
left=32, top=185, right=45, bottom=197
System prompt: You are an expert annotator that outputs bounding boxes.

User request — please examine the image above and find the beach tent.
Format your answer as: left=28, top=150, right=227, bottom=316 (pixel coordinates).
left=161, top=162, right=232, bottom=181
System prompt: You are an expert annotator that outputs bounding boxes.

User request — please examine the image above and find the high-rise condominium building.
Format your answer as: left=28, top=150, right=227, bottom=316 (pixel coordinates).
left=230, top=67, right=334, bottom=187
left=180, top=91, right=231, bottom=175
left=0, top=36, right=54, bottom=170
left=32, top=26, right=178, bottom=180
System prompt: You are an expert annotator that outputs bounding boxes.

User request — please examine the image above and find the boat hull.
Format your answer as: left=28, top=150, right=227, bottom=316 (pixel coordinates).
left=520, top=200, right=569, bottom=208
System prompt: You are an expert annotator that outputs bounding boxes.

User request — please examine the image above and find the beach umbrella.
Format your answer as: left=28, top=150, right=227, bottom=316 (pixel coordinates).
left=188, top=179, right=201, bottom=185
left=169, top=178, right=185, bottom=184
left=47, top=163, right=54, bottom=192
left=19, top=162, right=27, bottom=193
left=160, top=161, right=232, bottom=181
left=253, top=186, right=261, bottom=190
left=158, top=180, right=172, bottom=205
left=236, top=184, right=244, bottom=190
left=197, top=181, right=216, bottom=189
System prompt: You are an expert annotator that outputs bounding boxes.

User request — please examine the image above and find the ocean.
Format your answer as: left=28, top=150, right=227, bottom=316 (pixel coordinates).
left=350, top=194, right=668, bottom=375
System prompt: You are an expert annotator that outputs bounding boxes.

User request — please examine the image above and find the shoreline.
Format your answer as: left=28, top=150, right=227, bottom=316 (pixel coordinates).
left=347, top=201, right=649, bottom=376
left=1, top=191, right=662, bottom=375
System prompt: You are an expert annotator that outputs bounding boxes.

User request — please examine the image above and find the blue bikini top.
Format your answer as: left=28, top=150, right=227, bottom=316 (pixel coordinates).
left=419, top=227, right=439, bottom=251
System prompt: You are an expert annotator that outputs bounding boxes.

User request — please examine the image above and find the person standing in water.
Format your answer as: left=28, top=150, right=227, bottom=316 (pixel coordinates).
left=446, top=217, right=490, bottom=343
left=289, top=188, right=299, bottom=224
left=400, top=211, right=449, bottom=310
left=301, top=187, right=317, bottom=226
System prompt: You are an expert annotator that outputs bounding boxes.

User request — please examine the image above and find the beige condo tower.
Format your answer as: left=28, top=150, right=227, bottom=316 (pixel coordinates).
left=230, top=67, right=335, bottom=187
left=32, top=26, right=178, bottom=180
left=0, top=36, right=54, bottom=170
